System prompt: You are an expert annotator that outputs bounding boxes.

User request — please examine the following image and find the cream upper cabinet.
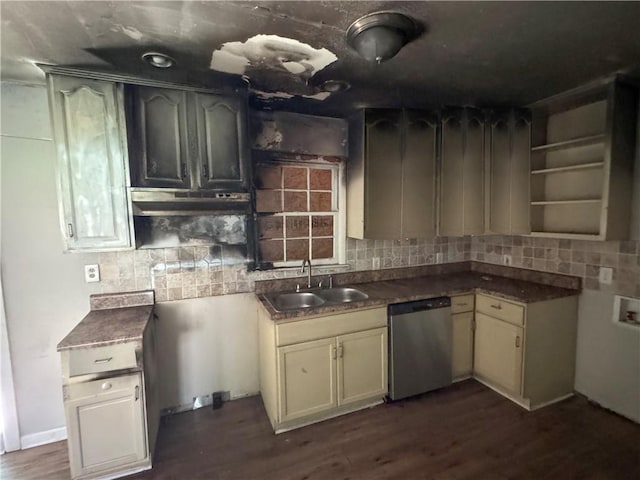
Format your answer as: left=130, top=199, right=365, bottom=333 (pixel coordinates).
left=529, top=79, right=638, bottom=240
left=451, top=294, right=475, bottom=380
left=47, top=74, right=133, bottom=251
left=347, top=109, right=437, bottom=239
left=259, top=305, right=387, bottom=433
left=440, top=108, right=485, bottom=236
left=487, top=109, right=531, bottom=235
left=473, top=293, right=578, bottom=409
left=65, top=373, right=146, bottom=478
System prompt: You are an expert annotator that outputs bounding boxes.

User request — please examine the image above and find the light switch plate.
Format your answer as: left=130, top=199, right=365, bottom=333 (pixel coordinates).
left=436, top=253, right=443, bottom=263
left=372, top=257, right=381, bottom=269
left=84, top=264, right=100, bottom=283
left=503, top=255, right=512, bottom=266
left=599, top=267, right=613, bottom=285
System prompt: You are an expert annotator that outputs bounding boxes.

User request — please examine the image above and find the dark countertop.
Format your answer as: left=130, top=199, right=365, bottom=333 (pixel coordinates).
left=257, top=271, right=579, bottom=322
left=57, top=290, right=155, bottom=351
left=57, top=305, right=153, bottom=351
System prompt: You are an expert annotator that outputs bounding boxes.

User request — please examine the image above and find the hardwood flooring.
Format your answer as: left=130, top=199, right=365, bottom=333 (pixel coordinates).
left=2, top=380, right=639, bottom=479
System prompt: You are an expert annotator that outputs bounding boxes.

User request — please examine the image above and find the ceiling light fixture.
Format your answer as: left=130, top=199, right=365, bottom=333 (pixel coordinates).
left=142, top=52, right=175, bottom=69
left=346, top=11, right=419, bottom=64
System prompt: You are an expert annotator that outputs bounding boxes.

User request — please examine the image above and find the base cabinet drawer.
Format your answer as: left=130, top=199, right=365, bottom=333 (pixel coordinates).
left=476, top=294, right=524, bottom=326
left=65, top=373, right=147, bottom=478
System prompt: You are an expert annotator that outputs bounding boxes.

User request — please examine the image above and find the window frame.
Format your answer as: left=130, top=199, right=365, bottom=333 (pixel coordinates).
left=256, top=158, right=346, bottom=268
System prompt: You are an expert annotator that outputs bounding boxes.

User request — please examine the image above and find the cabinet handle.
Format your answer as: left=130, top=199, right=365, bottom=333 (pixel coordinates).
left=67, top=223, right=74, bottom=238
left=202, top=162, right=209, bottom=179
left=515, top=336, right=521, bottom=348
left=338, top=345, right=344, bottom=358
left=94, top=357, right=113, bottom=364
left=181, top=162, right=188, bottom=179
left=135, top=385, right=140, bottom=401
left=332, top=346, right=337, bottom=359
left=491, top=304, right=503, bottom=310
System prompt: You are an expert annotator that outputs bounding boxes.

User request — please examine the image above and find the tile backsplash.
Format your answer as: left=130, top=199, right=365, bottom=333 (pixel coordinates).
left=97, top=235, right=638, bottom=301
left=471, top=236, right=640, bottom=297
left=97, top=236, right=471, bottom=301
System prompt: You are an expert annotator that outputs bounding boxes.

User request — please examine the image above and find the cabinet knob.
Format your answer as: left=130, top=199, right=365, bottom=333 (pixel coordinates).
left=101, top=382, right=112, bottom=391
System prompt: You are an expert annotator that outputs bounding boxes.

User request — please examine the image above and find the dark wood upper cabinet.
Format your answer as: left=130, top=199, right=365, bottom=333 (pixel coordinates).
left=194, top=93, right=248, bottom=190
left=127, top=86, right=249, bottom=191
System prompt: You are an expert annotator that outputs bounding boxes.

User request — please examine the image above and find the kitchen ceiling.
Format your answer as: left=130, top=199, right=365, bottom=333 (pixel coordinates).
left=2, top=1, right=640, bottom=116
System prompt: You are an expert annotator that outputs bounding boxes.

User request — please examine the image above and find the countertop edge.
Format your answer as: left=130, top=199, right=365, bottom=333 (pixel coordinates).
left=258, top=275, right=580, bottom=323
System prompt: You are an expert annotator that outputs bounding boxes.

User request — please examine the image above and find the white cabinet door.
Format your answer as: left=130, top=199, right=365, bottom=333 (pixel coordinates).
left=474, top=312, right=524, bottom=395
left=277, top=337, right=337, bottom=422
left=48, top=74, right=132, bottom=251
left=337, top=328, right=388, bottom=406
left=65, top=373, right=146, bottom=478
left=452, top=312, right=474, bottom=379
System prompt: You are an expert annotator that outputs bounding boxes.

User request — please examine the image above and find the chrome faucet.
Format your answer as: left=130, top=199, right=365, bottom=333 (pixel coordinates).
left=300, top=259, right=312, bottom=289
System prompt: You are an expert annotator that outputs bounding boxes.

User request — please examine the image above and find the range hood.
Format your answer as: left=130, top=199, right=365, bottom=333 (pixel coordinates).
left=130, top=188, right=251, bottom=216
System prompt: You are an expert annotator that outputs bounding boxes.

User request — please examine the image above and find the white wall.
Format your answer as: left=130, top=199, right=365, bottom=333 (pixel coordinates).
left=574, top=96, right=640, bottom=422
left=154, top=293, right=259, bottom=409
left=1, top=83, right=103, bottom=446
left=575, top=290, right=640, bottom=422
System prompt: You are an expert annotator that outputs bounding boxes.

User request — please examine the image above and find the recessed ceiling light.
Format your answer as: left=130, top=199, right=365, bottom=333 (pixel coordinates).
left=320, top=80, right=351, bottom=93
left=142, top=52, right=175, bottom=69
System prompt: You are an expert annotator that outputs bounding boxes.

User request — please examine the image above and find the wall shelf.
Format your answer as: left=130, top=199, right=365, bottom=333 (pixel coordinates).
left=531, top=162, right=604, bottom=175
left=531, top=199, right=601, bottom=206
left=529, top=79, right=638, bottom=240
left=531, top=133, right=605, bottom=152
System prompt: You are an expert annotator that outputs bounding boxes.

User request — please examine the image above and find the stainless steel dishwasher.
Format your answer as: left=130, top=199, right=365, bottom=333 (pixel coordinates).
left=388, top=297, right=452, bottom=400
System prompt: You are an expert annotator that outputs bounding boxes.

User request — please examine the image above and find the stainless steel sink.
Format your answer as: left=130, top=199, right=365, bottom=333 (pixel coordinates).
left=266, top=287, right=369, bottom=312
left=269, top=292, right=325, bottom=311
left=316, top=287, right=369, bottom=303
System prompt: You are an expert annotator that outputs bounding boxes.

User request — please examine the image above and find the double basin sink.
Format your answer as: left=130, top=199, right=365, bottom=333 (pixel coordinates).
left=265, top=287, right=369, bottom=312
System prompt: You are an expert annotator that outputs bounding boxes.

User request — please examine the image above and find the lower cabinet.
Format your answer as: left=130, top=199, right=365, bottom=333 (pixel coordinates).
left=260, top=306, right=387, bottom=433
left=474, top=313, right=523, bottom=395
left=451, top=294, right=475, bottom=379
left=473, top=293, right=578, bottom=409
left=65, top=374, right=146, bottom=477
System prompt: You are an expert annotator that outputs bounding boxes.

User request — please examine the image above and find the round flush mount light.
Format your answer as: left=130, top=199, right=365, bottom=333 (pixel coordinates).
left=142, top=52, right=175, bottom=69
left=320, top=80, right=351, bottom=93
left=346, top=11, right=420, bottom=64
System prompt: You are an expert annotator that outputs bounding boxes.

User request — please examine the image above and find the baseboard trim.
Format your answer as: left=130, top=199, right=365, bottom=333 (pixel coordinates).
left=21, top=427, right=67, bottom=449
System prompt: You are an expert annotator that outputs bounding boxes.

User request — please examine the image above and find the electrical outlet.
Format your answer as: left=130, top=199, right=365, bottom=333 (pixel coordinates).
left=599, top=267, right=613, bottom=285
left=84, top=264, right=100, bottom=283
left=436, top=253, right=443, bottom=263
left=503, top=254, right=512, bottom=266
left=372, top=257, right=381, bottom=269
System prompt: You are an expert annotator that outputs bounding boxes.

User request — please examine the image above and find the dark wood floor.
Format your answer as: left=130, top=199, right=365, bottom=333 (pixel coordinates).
left=3, top=380, right=639, bottom=480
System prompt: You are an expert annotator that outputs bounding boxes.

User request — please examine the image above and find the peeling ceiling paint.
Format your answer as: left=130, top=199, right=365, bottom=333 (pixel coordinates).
left=210, top=34, right=338, bottom=102
left=210, top=34, right=337, bottom=78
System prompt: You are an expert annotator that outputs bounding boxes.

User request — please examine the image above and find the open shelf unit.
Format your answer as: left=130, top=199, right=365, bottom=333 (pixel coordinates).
left=529, top=78, right=638, bottom=240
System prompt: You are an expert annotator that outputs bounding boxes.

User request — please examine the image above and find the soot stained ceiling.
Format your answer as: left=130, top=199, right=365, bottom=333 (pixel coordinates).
left=2, top=1, right=640, bottom=116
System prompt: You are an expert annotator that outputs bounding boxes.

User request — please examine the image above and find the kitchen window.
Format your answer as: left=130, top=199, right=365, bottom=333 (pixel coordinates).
left=255, top=160, right=345, bottom=268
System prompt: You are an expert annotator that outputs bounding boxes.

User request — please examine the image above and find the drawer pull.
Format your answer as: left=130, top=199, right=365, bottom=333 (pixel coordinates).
left=515, top=336, right=521, bottom=348
left=491, top=304, right=503, bottom=310
left=94, top=357, right=113, bottom=364
left=101, top=382, right=112, bottom=391
left=456, top=302, right=468, bottom=307
left=135, top=385, right=140, bottom=401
